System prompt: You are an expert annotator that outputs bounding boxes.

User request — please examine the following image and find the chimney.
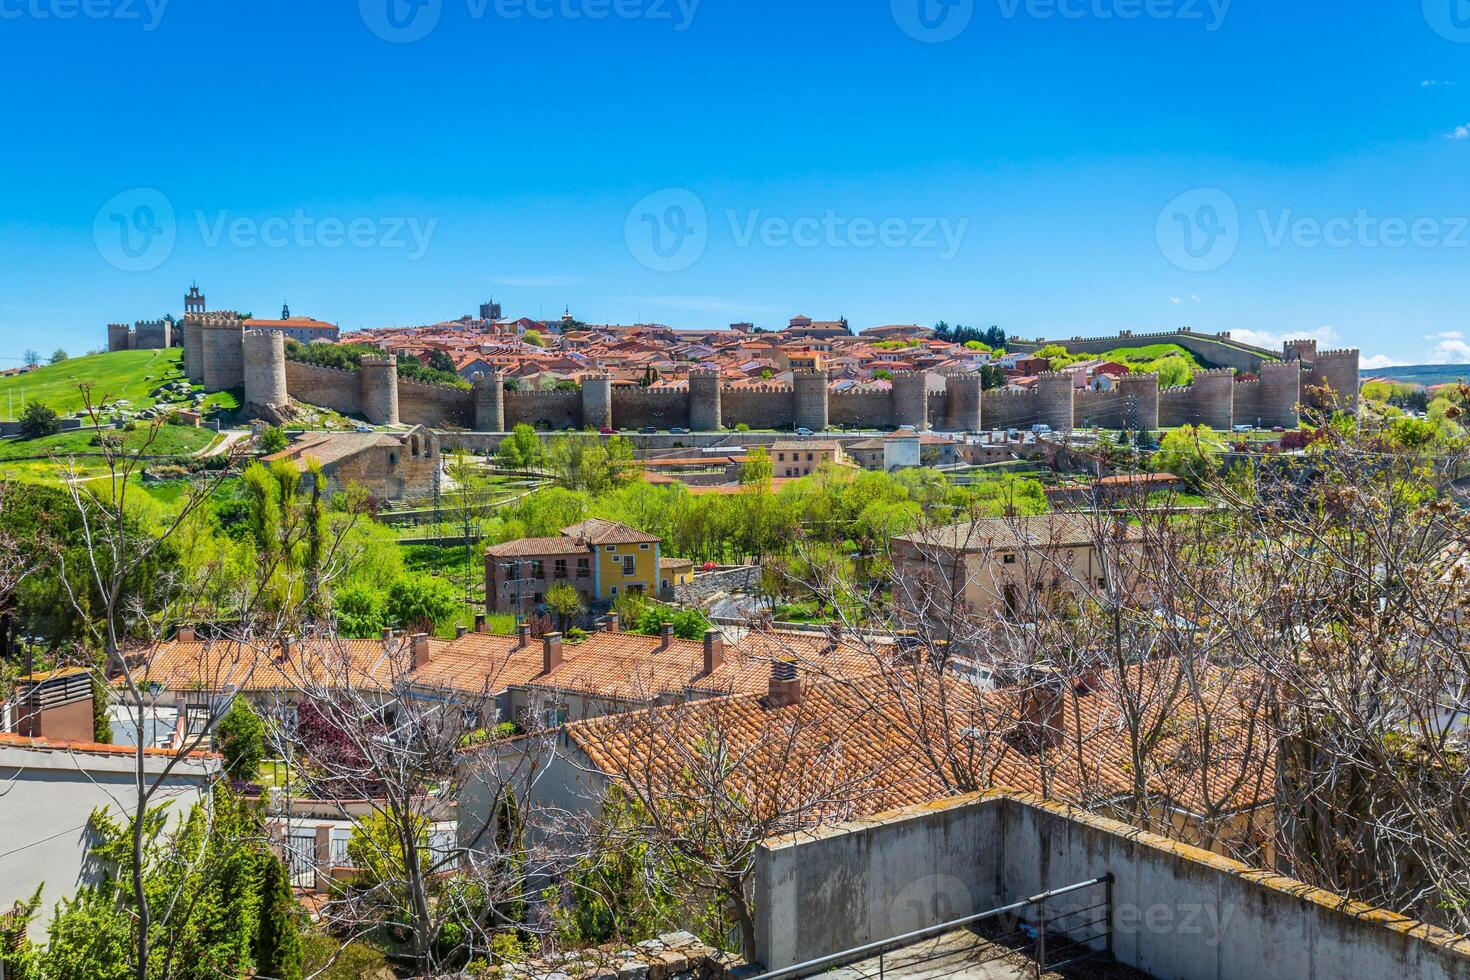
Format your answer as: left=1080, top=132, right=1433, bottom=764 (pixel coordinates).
left=1019, top=676, right=1065, bottom=747
left=823, top=623, right=843, bottom=654
left=542, top=633, right=563, bottom=675
left=474, top=613, right=487, bottom=634
left=703, top=628, right=725, bottom=675
left=517, top=621, right=531, bottom=648
left=767, top=658, right=802, bottom=708
left=279, top=636, right=294, bottom=661
left=660, top=622, right=674, bottom=651
left=381, top=628, right=394, bottom=644
left=411, top=633, right=431, bottom=670
left=456, top=625, right=469, bottom=638
left=176, top=625, right=196, bottom=643
left=604, top=611, right=620, bottom=633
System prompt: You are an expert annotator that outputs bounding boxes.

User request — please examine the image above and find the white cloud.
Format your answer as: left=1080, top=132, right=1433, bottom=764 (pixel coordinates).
left=1423, top=79, right=1455, bottom=88
left=1428, top=330, right=1465, bottom=341
left=1169, top=296, right=1182, bottom=305
left=1446, top=124, right=1470, bottom=140
left=1231, top=325, right=1341, bottom=351
left=1360, top=353, right=1406, bottom=370
left=1432, top=337, right=1470, bottom=363
left=1189, top=294, right=1201, bottom=303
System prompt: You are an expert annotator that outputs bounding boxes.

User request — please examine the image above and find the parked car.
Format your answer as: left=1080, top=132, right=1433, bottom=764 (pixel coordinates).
left=354, top=424, right=373, bottom=433
left=670, top=427, right=689, bottom=434
left=640, top=426, right=658, bottom=434
left=599, top=427, right=616, bottom=435
left=1031, top=424, right=1052, bottom=435
left=795, top=427, right=814, bottom=436
left=1233, top=424, right=1253, bottom=433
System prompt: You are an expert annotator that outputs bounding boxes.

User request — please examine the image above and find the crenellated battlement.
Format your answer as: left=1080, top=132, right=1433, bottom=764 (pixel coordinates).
left=1315, top=348, right=1360, bottom=360
left=360, top=354, right=397, bottom=367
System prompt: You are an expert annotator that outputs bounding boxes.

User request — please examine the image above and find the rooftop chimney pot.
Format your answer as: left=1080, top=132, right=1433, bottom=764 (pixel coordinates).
left=517, top=622, right=531, bottom=648
left=605, top=611, right=620, bottom=633
left=660, top=622, right=674, bottom=651
left=474, top=614, right=487, bottom=634
left=703, top=628, right=725, bottom=676
left=411, top=633, right=432, bottom=670
left=542, top=632, right=564, bottom=675
left=767, top=658, right=802, bottom=708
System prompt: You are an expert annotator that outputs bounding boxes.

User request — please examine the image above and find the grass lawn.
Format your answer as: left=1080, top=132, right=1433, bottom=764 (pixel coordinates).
left=0, top=349, right=238, bottom=419
left=0, top=423, right=217, bottom=461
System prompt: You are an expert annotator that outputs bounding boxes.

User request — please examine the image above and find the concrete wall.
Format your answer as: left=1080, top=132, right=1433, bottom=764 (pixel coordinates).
left=754, top=792, right=1470, bottom=980
left=0, top=743, right=215, bottom=939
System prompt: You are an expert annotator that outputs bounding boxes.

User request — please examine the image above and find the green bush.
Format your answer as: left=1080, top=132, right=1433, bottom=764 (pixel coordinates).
left=215, top=696, right=265, bottom=783
left=333, top=582, right=387, bottom=638
left=18, top=402, right=60, bottom=440
left=385, top=573, right=460, bottom=632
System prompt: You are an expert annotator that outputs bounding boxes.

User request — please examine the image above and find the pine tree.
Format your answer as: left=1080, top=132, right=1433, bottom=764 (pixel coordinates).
left=254, top=855, right=303, bottom=980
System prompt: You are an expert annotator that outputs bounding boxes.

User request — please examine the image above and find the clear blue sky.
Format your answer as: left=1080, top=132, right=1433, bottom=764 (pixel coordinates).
left=3, top=0, right=1469, bottom=368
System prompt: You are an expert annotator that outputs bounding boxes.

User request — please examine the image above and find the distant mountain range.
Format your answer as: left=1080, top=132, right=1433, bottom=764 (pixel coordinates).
left=1367, top=364, right=1470, bottom=387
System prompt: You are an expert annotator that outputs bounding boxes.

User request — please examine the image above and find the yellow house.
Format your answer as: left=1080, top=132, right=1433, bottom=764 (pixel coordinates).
left=485, top=518, right=663, bottom=613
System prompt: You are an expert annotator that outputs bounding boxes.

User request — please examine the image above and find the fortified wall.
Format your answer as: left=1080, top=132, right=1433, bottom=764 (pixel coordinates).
left=189, top=315, right=1358, bottom=432
left=107, top=319, right=174, bottom=352
left=1009, top=327, right=1280, bottom=373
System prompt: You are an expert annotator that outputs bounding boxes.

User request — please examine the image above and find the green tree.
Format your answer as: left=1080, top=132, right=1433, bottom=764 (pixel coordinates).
left=332, top=582, right=387, bottom=637
left=257, top=426, right=288, bottom=454
left=386, top=573, right=460, bottom=632
left=18, top=402, right=60, bottom=440
left=1154, top=424, right=1226, bottom=484
left=522, top=329, right=546, bottom=347
left=49, top=348, right=69, bottom=364
left=92, top=675, right=113, bottom=744
left=346, top=809, right=431, bottom=893
left=215, top=696, right=266, bottom=783
left=253, top=855, right=303, bottom=980
left=496, top=423, right=543, bottom=470
left=740, top=447, right=774, bottom=488
left=544, top=582, right=585, bottom=631
left=427, top=349, right=457, bottom=375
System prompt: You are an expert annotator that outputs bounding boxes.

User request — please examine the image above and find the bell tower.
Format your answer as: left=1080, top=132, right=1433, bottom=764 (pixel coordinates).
left=184, top=281, right=206, bottom=315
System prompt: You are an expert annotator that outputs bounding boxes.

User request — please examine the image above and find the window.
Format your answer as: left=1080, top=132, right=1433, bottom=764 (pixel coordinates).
left=639, top=543, right=650, bottom=551
left=623, top=556, right=636, bottom=575
left=607, top=545, right=617, bottom=552
left=777, top=453, right=785, bottom=461
left=807, top=453, right=814, bottom=461
left=1002, top=554, right=1017, bottom=565
left=554, top=559, right=568, bottom=579
left=532, top=561, right=545, bottom=579
left=388, top=453, right=397, bottom=466
left=610, top=586, right=618, bottom=596
left=577, top=557, right=590, bottom=577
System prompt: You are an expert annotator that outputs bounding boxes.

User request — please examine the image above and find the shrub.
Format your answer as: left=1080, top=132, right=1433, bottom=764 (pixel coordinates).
left=257, top=425, right=288, bottom=454
left=385, top=574, right=460, bottom=632
left=333, top=583, right=387, bottom=638
left=17, top=402, right=60, bottom=440
left=215, top=696, right=265, bottom=783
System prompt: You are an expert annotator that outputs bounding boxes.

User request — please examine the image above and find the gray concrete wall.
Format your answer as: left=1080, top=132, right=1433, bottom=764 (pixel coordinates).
left=753, top=792, right=1470, bottom=980
left=0, top=743, right=216, bottom=939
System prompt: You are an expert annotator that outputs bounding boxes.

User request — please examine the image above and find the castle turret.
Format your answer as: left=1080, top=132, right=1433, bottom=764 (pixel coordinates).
left=1190, top=368, right=1236, bottom=431
left=184, top=282, right=206, bottom=316
left=689, top=369, right=723, bottom=432
left=242, top=329, right=289, bottom=416
left=942, top=371, right=983, bottom=432
left=360, top=355, right=401, bottom=426
left=582, top=374, right=613, bottom=431
left=1283, top=339, right=1318, bottom=362
left=473, top=371, right=506, bottom=431
left=182, top=312, right=206, bottom=383
left=891, top=371, right=930, bottom=431
left=201, top=311, right=246, bottom=393
left=1255, top=360, right=1303, bottom=429
left=1117, top=373, right=1160, bottom=432
left=1309, top=349, right=1360, bottom=416
left=107, top=323, right=132, bottom=353
left=793, top=369, right=830, bottom=432
left=1035, top=372, right=1076, bottom=432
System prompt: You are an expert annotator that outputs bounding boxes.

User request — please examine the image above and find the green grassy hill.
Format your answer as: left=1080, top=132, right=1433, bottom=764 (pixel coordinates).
left=0, top=349, right=238, bottom=420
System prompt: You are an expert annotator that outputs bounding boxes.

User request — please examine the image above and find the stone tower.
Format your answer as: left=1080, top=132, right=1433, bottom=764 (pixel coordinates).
left=582, top=374, right=614, bottom=431
left=1117, top=373, right=1160, bottom=432
left=201, top=311, right=246, bottom=392
left=793, top=369, right=830, bottom=432
left=1311, top=350, right=1361, bottom=416
left=1035, top=372, right=1076, bottom=432
left=473, top=371, right=506, bottom=431
left=689, top=369, right=723, bottom=432
left=891, top=371, right=930, bottom=431
left=184, top=283, right=206, bottom=316
left=1255, top=360, right=1303, bottom=429
left=360, top=355, right=401, bottom=426
left=242, top=329, right=289, bottom=415
left=1191, top=369, right=1236, bottom=431
left=1283, top=339, right=1318, bottom=363
left=942, top=372, right=983, bottom=432
left=182, top=313, right=206, bottom=383
left=107, top=323, right=132, bottom=353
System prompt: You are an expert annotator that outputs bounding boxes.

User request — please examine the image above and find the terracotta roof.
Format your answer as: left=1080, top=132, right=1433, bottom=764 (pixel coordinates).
left=567, top=660, right=1274, bottom=823
left=561, top=518, right=660, bottom=546
left=770, top=441, right=842, bottom=452
left=484, top=536, right=584, bottom=559
left=120, top=637, right=402, bottom=694
left=897, top=514, right=1145, bottom=553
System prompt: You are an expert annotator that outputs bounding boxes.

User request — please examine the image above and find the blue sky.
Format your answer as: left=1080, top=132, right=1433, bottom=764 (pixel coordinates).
left=3, top=0, right=1470, bottom=367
